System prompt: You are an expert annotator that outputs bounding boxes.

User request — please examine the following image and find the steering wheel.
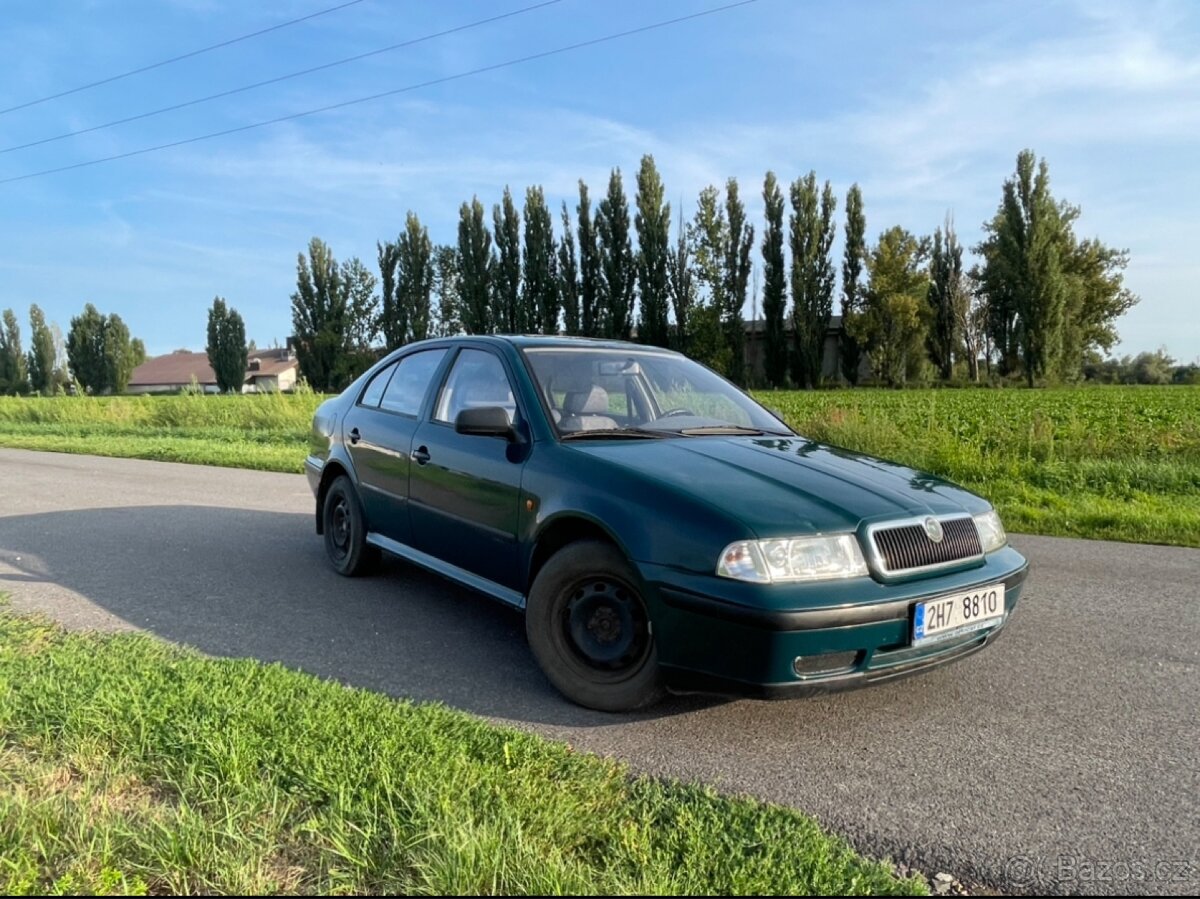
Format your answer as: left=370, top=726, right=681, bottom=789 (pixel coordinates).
left=660, top=408, right=695, bottom=418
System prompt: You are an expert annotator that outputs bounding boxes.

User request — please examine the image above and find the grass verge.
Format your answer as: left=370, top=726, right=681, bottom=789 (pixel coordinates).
left=0, top=610, right=923, bottom=896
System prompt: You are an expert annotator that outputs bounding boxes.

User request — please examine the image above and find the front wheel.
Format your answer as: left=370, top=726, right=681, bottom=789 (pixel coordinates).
left=526, top=540, right=664, bottom=712
left=322, top=476, right=379, bottom=577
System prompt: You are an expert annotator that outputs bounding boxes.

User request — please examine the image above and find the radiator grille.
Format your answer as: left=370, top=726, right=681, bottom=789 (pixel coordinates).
left=871, top=516, right=982, bottom=574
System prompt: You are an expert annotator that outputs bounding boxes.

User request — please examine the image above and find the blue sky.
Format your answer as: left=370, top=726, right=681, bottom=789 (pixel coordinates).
left=1, top=0, right=1197, bottom=361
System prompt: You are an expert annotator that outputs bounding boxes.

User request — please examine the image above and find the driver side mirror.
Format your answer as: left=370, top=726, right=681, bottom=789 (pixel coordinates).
left=455, top=406, right=517, bottom=441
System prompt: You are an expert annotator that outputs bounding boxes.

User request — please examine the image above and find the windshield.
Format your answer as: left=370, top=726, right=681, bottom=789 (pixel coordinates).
left=522, top=348, right=792, bottom=438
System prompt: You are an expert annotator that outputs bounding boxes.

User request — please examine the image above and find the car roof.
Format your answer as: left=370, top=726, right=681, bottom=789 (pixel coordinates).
left=402, top=334, right=683, bottom=354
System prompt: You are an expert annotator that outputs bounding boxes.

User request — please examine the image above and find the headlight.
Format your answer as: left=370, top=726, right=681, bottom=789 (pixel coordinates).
left=717, top=535, right=868, bottom=583
left=973, top=509, right=1007, bottom=553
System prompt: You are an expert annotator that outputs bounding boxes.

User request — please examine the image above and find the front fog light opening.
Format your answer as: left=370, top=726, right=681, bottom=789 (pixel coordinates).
left=792, top=651, right=861, bottom=679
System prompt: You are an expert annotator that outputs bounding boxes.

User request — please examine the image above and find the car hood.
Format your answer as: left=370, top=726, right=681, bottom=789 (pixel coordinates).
left=570, top=435, right=988, bottom=537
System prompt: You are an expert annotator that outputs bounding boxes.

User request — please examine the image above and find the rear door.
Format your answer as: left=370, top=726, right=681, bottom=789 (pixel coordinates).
left=341, top=348, right=448, bottom=543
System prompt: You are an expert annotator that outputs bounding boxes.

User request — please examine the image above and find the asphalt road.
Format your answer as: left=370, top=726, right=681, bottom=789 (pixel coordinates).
left=1, top=448, right=1197, bottom=896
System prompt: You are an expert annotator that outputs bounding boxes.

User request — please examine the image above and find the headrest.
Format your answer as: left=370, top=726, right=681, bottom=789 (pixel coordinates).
left=563, top=385, right=608, bottom=415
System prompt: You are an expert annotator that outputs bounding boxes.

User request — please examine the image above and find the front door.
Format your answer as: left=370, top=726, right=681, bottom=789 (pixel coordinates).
left=407, top=347, right=528, bottom=590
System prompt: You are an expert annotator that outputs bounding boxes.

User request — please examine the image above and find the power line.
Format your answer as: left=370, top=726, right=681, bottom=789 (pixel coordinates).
left=0, top=1, right=563, bottom=155
left=0, top=0, right=761, bottom=187
left=0, top=0, right=369, bottom=117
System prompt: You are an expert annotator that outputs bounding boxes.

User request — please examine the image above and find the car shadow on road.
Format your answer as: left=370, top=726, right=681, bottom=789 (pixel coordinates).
left=0, top=505, right=725, bottom=728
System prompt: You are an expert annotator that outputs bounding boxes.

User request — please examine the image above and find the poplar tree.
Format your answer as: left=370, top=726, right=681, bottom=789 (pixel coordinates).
left=927, top=215, right=963, bottom=380
left=723, top=177, right=754, bottom=385
left=522, top=186, right=559, bottom=335
left=577, top=181, right=600, bottom=337
left=290, top=237, right=349, bottom=392
left=840, top=184, right=866, bottom=384
left=493, top=187, right=523, bottom=333
left=558, top=203, right=581, bottom=335
left=596, top=169, right=636, bottom=340
left=206, top=297, right=248, bottom=393
left=0, top=309, right=27, bottom=395
left=458, top=198, right=493, bottom=334
left=789, top=172, right=837, bottom=388
left=761, top=172, right=788, bottom=387
left=26, top=304, right=58, bottom=395
left=635, top=155, right=671, bottom=347
left=397, top=212, right=434, bottom=343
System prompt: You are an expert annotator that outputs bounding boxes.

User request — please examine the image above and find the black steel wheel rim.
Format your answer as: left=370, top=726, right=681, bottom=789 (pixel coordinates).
left=562, top=578, right=650, bottom=672
left=329, top=495, right=351, bottom=560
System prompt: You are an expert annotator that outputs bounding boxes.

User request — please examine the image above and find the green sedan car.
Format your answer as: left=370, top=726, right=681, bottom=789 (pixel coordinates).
left=306, top=335, right=1028, bottom=711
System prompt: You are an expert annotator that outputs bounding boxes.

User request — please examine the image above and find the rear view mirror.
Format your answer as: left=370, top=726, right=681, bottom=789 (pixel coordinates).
left=597, top=359, right=642, bottom=376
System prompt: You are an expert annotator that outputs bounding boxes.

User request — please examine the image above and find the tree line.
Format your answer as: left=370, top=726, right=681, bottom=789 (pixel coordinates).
left=0, top=303, right=146, bottom=395
left=0, top=295, right=263, bottom=396
left=288, top=150, right=1143, bottom=392
left=0, top=149, right=1157, bottom=397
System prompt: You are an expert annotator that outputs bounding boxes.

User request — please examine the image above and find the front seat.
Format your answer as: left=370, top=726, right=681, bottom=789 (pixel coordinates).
left=558, top=385, right=618, bottom=432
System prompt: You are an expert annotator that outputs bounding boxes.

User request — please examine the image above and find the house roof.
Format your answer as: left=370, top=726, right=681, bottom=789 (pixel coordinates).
left=129, top=348, right=297, bottom=387
left=128, top=351, right=216, bottom=387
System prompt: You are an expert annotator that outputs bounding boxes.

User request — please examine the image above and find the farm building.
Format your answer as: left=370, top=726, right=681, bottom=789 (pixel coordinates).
left=127, top=347, right=299, bottom=394
left=743, top=315, right=865, bottom=383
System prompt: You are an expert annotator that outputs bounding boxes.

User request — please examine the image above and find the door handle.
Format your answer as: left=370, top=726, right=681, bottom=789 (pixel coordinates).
left=411, top=446, right=431, bottom=465
left=348, top=427, right=361, bottom=445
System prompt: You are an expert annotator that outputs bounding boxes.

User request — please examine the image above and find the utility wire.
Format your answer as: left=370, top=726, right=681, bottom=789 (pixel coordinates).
left=0, top=0, right=369, bottom=116
left=1, top=1, right=563, bottom=155
left=0, top=0, right=760, bottom=187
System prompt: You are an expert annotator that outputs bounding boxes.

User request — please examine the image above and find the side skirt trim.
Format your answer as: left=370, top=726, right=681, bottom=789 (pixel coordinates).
left=366, top=532, right=526, bottom=609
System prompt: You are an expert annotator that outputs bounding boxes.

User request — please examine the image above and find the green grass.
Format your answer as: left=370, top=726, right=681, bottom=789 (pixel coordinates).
left=0, top=610, right=922, bottom=896
left=1, top=386, right=1198, bottom=546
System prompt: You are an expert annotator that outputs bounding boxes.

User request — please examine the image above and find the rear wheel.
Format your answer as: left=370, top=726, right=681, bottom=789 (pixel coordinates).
left=322, top=476, right=379, bottom=576
left=526, top=540, right=664, bottom=711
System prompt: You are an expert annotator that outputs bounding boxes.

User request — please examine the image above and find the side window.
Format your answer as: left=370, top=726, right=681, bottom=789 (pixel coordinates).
left=358, top=362, right=397, bottom=408
left=379, top=349, right=448, bottom=417
left=434, top=349, right=517, bottom=425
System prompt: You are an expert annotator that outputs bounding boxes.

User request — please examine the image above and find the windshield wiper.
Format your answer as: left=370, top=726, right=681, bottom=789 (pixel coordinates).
left=561, top=427, right=670, bottom=440
left=678, top=426, right=793, bottom=436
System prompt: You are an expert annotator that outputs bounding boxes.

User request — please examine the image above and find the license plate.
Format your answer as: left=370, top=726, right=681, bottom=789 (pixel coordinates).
left=913, top=584, right=1006, bottom=645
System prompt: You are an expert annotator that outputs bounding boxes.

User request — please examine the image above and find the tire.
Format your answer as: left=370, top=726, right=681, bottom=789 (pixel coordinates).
left=321, top=475, right=379, bottom=577
left=526, top=540, right=665, bottom=712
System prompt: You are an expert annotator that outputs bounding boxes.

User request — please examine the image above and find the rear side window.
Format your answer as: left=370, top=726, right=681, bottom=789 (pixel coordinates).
left=380, top=349, right=448, bottom=417
left=358, top=362, right=397, bottom=408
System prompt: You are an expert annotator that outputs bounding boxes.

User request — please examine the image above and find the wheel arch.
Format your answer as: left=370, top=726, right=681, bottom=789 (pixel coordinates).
left=527, top=513, right=631, bottom=592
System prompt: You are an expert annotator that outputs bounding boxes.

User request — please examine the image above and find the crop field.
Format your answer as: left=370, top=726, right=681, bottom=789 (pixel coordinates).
left=761, top=386, right=1200, bottom=547
left=1, top=386, right=1197, bottom=546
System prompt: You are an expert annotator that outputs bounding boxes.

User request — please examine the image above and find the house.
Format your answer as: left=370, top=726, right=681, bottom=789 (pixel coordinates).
left=243, top=347, right=299, bottom=393
left=127, top=350, right=219, bottom=394
left=127, top=347, right=299, bottom=394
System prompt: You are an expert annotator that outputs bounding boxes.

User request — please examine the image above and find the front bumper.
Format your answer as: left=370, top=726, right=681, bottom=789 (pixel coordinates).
left=640, top=546, right=1029, bottom=698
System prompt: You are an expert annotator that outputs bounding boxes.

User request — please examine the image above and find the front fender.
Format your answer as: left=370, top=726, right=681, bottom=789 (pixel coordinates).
left=519, top=442, right=753, bottom=583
